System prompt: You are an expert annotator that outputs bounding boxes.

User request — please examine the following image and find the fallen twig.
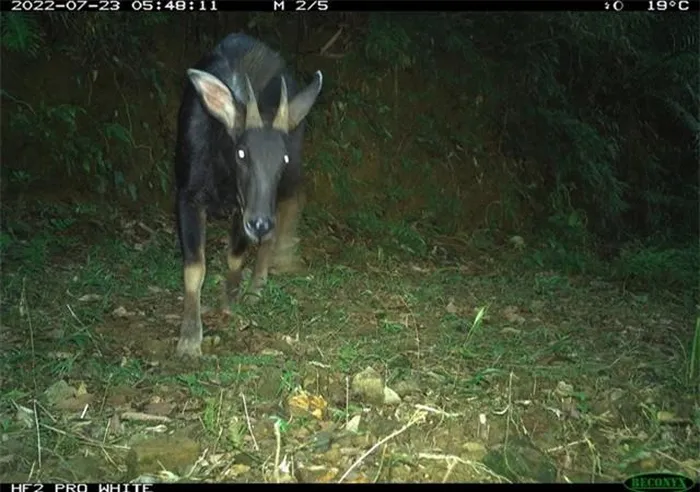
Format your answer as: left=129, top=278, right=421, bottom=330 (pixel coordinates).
left=320, top=27, right=343, bottom=55
left=319, top=53, right=346, bottom=59
left=338, top=410, right=426, bottom=483
left=121, top=411, right=172, bottom=423
left=41, top=423, right=129, bottom=449
left=418, top=453, right=509, bottom=483
left=414, top=404, right=461, bottom=418
left=442, top=458, right=458, bottom=483
left=240, top=392, right=259, bottom=451
left=273, top=419, right=282, bottom=484
left=20, top=279, right=42, bottom=471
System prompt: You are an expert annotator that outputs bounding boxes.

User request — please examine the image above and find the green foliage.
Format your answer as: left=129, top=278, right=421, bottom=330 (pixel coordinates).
left=614, top=243, right=699, bottom=292
left=0, top=13, right=43, bottom=57
left=480, top=13, right=698, bottom=241
left=359, top=13, right=697, bottom=245
left=528, top=207, right=601, bottom=276
left=364, top=15, right=416, bottom=70
left=1, top=13, right=176, bottom=204
left=3, top=92, right=140, bottom=200
left=690, top=318, right=699, bottom=387
left=347, top=207, right=427, bottom=257
left=47, top=12, right=169, bottom=66
left=1, top=12, right=696, bottom=295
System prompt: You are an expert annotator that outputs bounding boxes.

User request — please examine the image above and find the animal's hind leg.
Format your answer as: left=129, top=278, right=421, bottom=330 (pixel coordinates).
left=223, top=210, right=248, bottom=311
left=245, top=239, right=273, bottom=305
left=176, top=196, right=207, bottom=358
left=244, top=194, right=303, bottom=305
left=271, top=192, right=305, bottom=274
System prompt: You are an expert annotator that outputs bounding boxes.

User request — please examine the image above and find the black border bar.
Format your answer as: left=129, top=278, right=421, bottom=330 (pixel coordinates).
left=1, top=483, right=631, bottom=490
left=2, top=0, right=699, bottom=12
left=264, top=0, right=700, bottom=11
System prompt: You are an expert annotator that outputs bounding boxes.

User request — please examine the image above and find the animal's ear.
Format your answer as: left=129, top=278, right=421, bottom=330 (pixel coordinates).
left=187, top=69, right=237, bottom=131
left=287, top=71, right=323, bottom=130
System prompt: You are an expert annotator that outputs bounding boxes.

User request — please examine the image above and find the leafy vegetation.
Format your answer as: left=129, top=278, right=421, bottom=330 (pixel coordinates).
left=3, top=13, right=697, bottom=263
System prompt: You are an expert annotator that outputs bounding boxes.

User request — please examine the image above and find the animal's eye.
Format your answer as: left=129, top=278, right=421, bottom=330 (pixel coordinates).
left=237, top=149, right=246, bottom=160
left=283, top=154, right=289, bottom=164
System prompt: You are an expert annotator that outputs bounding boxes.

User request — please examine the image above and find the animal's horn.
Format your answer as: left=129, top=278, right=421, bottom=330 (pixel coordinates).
left=272, top=76, right=289, bottom=132
left=244, top=75, right=263, bottom=129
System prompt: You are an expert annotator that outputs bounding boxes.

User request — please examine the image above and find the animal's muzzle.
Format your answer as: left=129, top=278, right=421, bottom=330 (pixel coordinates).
left=244, top=216, right=274, bottom=241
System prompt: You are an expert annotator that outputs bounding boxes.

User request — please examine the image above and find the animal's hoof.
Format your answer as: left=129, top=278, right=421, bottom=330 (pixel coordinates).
left=225, top=289, right=242, bottom=304
left=270, top=254, right=305, bottom=274
left=221, top=295, right=239, bottom=314
left=242, top=292, right=262, bottom=305
left=176, top=337, right=202, bottom=358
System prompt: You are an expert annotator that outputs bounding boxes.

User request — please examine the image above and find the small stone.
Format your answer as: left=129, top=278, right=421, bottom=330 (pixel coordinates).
left=229, top=463, right=250, bottom=477
left=351, top=367, right=384, bottom=405
left=609, top=388, right=625, bottom=401
left=344, top=415, right=362, bottom=433
left=14, top=405, right=34, bottom=429
left=383, top=387, right=402, bottom=405
left=394, top=380, right=421, bottom=397
left=555, top=381, right=574, bottom=397
left=656, top=411, right=676, bottom=423
left=112, top=306, right=130, bottom=318
left=126, top=435, right=201, bottom=477
left=44, top=380, right=76, bottom=405
left=462, top=441, right=487, bottom=459
left=323, top=443, right=342, bottom=464
left=638, top=458, right=658, bottom=470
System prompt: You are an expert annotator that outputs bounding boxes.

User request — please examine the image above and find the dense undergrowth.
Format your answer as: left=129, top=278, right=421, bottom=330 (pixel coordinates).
left=1, top=11, right=698, bottom=295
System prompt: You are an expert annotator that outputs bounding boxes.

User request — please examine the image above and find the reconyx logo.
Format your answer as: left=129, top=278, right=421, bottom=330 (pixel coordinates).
left=623, top=472, right=696, bottom=492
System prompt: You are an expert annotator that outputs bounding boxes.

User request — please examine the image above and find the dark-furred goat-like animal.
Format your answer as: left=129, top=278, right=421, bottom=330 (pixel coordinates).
left=174, top=33, right=323, bottom=357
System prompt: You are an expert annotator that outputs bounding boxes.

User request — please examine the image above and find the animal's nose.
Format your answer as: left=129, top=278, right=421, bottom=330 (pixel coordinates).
left=245, top=217, right=274, bottom=240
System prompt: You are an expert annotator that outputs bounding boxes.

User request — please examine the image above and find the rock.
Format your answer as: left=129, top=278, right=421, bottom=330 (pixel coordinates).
left=656, top=411, right=678, bottom=423
left=351, top=367, right=384, bottom=405
left=126, top=435, right=201, bottom=477
left=608, top=388, right=625, bottom=402
left=344, top=415, right=362, bottom=433
left=323, top=443, right=343, bottom=464
left=232, top=453, right=256, bottom=467
left=482, top=438, right=556, bottom=483
left=310, top=430, right=334, bottom=453
left=14, top=405, right=34, bottom=428
left=44, top=380, right=76, bottom=405
left=394, top=380, right=421, bottom=397
left=383, top=387, right=402, bottom=405
left=56, top=393, right=94, bottom=412
left=296, top=465, right=339, bottom=483
left=461, top=441, right=487, bottom=460
left=257, top=367, right=285, bottom=401
left=555, top=381, right=574, bottom=397
left=228, top=463, right=251, bottom=477
left=144, top=401, right=175, bottom=416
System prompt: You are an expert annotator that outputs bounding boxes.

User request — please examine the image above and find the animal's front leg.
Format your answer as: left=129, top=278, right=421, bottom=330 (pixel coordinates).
left=270, top=193, right=304, bottom=274
left=176, top=197, right=207, bottom=358
left=223, top=210, right=248, bottom=312
left=244, top=239, right=273, bottom=305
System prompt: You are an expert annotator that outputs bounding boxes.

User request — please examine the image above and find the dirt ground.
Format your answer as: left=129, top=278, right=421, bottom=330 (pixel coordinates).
left=0, top=208, right=698, bottom=483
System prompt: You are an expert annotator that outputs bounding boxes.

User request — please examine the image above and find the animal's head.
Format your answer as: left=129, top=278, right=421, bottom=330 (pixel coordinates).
left=187, top=68, right=323, bottom=243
